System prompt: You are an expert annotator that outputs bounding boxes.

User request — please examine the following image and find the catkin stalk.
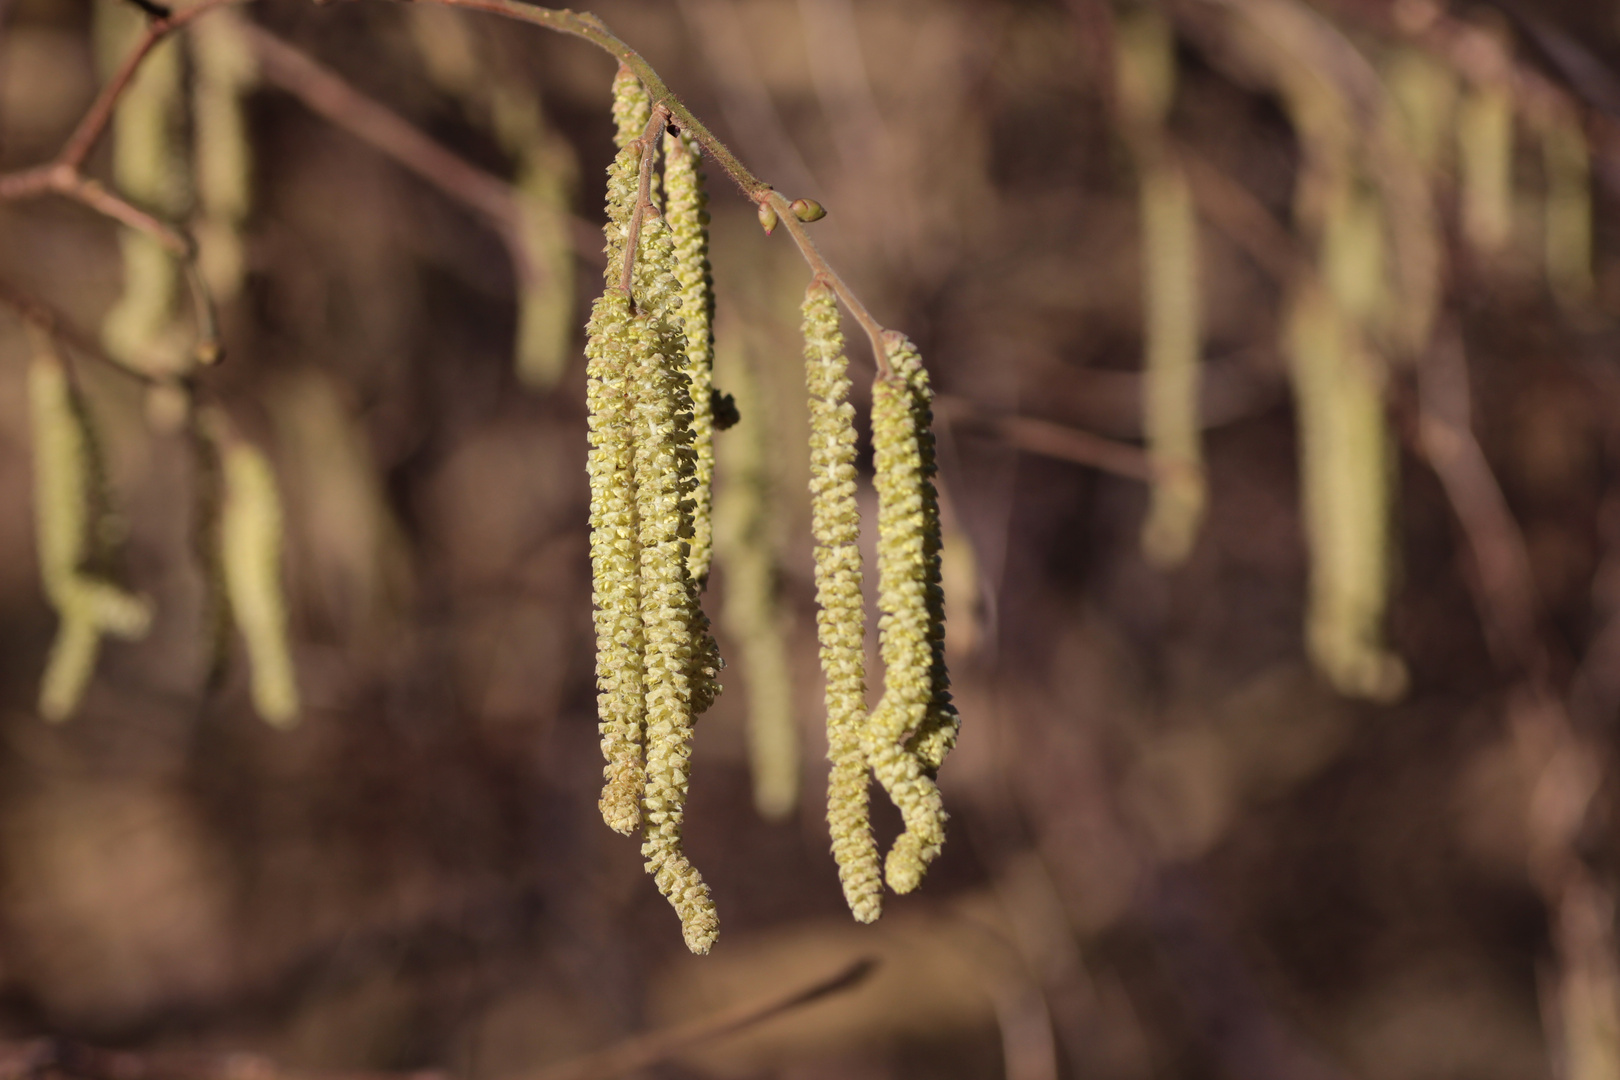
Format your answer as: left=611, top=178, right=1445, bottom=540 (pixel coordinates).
left=219, top=436, right=299, bottom=726
left=868, top=333, right=952, bottom=894
left=803, top=282, right=882, bottom=921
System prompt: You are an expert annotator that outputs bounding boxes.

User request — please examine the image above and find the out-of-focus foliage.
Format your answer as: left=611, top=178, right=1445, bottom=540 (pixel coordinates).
left=2, top=0, right=1620, bottom=1076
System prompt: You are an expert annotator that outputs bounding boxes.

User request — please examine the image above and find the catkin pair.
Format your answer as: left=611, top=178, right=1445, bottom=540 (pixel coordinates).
left=587, top=69, right=721, bottom=955
left=804, top=285, right=956, bottom=915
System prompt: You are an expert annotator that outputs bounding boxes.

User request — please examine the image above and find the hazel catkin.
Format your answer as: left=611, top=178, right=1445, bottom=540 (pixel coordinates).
left=664, top=128, right=717, bottom=588
left=803, top=280, right=882, bottom=922
left=867, top=332, right=950, bottom=895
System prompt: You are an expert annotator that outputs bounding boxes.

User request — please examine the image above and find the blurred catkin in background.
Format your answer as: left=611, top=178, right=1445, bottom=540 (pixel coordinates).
left=2, top=0, right=1620, bottom=1076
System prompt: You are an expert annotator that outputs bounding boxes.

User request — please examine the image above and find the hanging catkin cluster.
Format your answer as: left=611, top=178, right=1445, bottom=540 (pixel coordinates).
left=800, top=287, right=956, bottom=914
left=587, top=69, right=721, bottom=955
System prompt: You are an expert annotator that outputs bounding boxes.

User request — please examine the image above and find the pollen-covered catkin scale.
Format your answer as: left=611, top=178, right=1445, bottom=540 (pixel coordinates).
left=219, top=436, right=300, bottom=727
left=587, top=289, right=648, bottom=834
left=868, top=333, right=950, bottom=895
left=803, top=281, right=882, bottom=922
left=664, top=129, right=717, bottom=587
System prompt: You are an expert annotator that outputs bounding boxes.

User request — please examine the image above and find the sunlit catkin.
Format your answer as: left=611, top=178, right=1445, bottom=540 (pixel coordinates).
left=586, top=288, right=647, bottom=836
left=1458, top=79, right=1515, bottom=256
left=219, top=436, right=300, bottom=727
left=1284, top=284, right=1407, bottom=703
left=190, top=10, right=256, bottom=300
left=885, top=333, right=958, bottom=776
left=715, top=343, right=797, bottom=821
left=1542, top=115, right=1593, bottom=308
left=628, top=257, right=719, bottom=954
left=665, top=129, right=717, bottom=587
left=868, top=333, right=950, bottom=895
left=803, top=282, right=882, bottom=921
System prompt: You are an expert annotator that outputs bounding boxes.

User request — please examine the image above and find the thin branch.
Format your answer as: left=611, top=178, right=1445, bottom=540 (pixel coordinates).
left=524, top=957, right=876, bottom=1080
left=937, top=397, right=1157, bottom=482
left=766, top=191, right=890, bottom=375
left=58, top=0, right=240, bottom=170
left=408, top=0, right=774, bottom=203
left=620, top=104, right=671, bottom=300
left=242, top=24, right=602, bottom=268
left=0, top=278, right=161, bottom=384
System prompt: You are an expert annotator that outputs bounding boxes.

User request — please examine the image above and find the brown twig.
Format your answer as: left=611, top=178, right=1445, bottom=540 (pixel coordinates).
left=524, top=957, right=876, bottom=1080
left=620, top=104, right=671, bottom=300
left=58, top=0, right=240, bottom=170
left=0, top=278, right=164, bottom=385
left=938, top=396, right=1157, bottom=482
left=242, top=24, right=601, bottom=268
left=768, top=192, right=890, bottom=375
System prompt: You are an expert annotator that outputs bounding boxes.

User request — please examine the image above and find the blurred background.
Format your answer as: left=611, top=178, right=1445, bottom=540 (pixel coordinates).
left=1, top=0, right=1619, bottom=1076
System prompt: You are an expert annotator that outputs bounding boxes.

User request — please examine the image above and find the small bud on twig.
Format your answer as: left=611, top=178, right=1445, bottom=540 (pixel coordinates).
left=757, top=202, right=779, bottom=235
left=790, top=198, right=826, bottom=223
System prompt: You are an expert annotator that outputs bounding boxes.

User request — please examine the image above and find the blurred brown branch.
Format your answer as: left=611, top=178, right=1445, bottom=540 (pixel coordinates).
left=938, top=396, right=1156, bottom=481
left=0, top=961, right=876, bottom=1080
left=241, top=24, right=604, bottom=271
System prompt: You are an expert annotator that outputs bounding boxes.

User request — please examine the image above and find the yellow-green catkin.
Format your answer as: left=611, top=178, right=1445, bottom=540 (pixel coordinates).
left=714, top=343, right=797, bottom=821
left=1458, top=78, right=1515, bottom=255
left=96, top=0, right=187, bottom=372
left=610, top=67, right=660, bottom=211
left=513, top=136, right=579, bottom=388
left=1284, top=283, right=1407, bottom=703
left=28, top=338, right=152, bottom=721
left=1542, top=114, right=1594, bottom=308
left=1115, top=7, right=1205, bottom=567
left=219, top=435, right=299, bottom=727
left=1385, top=47, right=1457, bottom=175
left=628, top=220, right=718, bottom=954
left=868, top=333, right=952, bottom=895
left=190, top=10, right=256, bottom=301
left=665, top=129, right=717, bottom=587
left=803, top=282, right=882, bottom=922
left=586, top=288, right=647, bottom=836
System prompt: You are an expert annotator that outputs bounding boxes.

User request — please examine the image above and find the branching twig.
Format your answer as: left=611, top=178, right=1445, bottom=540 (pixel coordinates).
left=0, top=278, right=161, bottom=384
left=525, top=957, right=876, bottom=1080
left=242, top=24, right=602, bottom=270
